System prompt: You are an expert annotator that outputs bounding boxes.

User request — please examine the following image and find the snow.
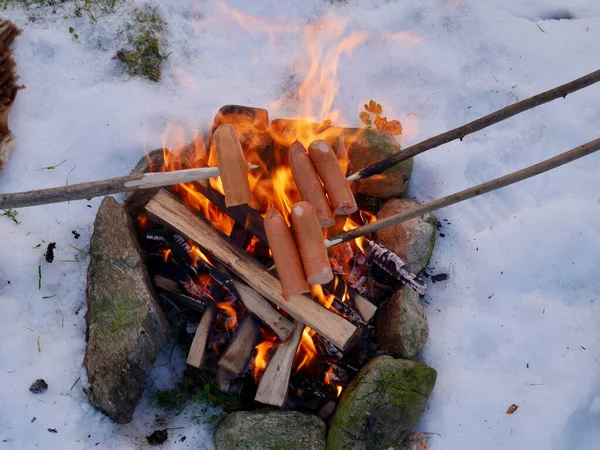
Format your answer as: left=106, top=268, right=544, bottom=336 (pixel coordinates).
left=0, top=0, right=599, bottom=448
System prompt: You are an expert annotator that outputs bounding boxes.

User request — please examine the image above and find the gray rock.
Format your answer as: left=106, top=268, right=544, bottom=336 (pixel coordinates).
left=376, top=287, right=429, bottom=359
left=84, top=197, right=168, bottom=424
left=342, top=128, right=413, bottom=198
left=327, top=356, right=437, bottom=450
left=215, top=410, right=326, bottom=450
left=375, top=198, right=437, bottom=274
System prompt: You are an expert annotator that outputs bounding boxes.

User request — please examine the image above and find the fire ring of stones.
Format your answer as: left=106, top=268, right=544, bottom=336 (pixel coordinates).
left=83, top=105, right=438, bottom=449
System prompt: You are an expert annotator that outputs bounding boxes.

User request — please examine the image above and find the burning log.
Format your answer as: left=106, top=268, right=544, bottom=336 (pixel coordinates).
left=308, top=140, right=357, bottom=215
left=291, top=202, right=333, bottom=285
left=213, top=124, right=253, bottom=207
left=264, top=207, right=310, bottom=298
left=218, top=315, right=261, bottom=376
left=145, top=190, right=358, bottom=350
left=231, top=280, right=294, bottom=342
left=187, top=302, right=217, bottom=368
left=255, top=322, right=304, bottom=406
left=153, top=275, right=208, bottom=313
left=288, top=141, right=335, bottom=228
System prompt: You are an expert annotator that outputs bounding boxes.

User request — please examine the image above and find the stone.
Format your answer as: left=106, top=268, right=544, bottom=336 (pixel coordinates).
left=215, top=410, right=326, bottom=450
left=327, top=356, right=437, bottom=450
left=29, top=379, right=48, bottom=394
left=84, top=196, right=169, bottom=424
left=342, top=128, right=413, bottom=198
left=376, top=286, right=429, bottom=359
left=375, top=198, right=437, bottom=274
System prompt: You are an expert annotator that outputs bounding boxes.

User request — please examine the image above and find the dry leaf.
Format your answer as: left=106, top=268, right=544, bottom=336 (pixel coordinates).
left=364, top=99, right=383, bottom=115
left=359, top=111, right=371, bottom=125
left=506, top=404, right=519, bottom=414
left=383, top=119, right=403, bottom=135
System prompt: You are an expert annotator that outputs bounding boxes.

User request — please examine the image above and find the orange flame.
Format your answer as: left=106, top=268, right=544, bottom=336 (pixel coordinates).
left=343, top=211, right=376, bottom=253
left=311, top=285, right=335, bottom=309
left=336, top=386, right=343, bottom=397
left=294, top=327, right=318, bottom=374
left=161, top=248, right=172, bottom=263
left=216, top=302, right=239, bottom=330
left=253, top=336, right=277, bottom=383
left=191, top=244, right=212, bottom=266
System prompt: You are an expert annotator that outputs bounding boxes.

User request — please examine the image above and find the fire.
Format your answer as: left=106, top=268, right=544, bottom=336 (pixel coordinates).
left=343, top=211, right=376, bottom=253
left=311, top=285, right=335, bottom=309
left=216, top=301, right=239, bottom=330
left=191, top=244, right=212, bottom=266
left=294, top=327, right=318, bottom=374
left=336, top=386, right=343, bottom=397
left=161, top=248, right=172, bottom=263
left=253, top=335, right=277, bottom=383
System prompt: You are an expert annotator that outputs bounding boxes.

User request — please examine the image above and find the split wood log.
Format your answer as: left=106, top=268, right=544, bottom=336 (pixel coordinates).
left=216, top=367, right=236, bottom=393
left=213, top=124, right=253, bottom=207
left=331, top=137, right=600, bottom=245
left=145, top=189, right=359, bottom=350
left=187, top=302, right=217, bottom=368
left=0, top=166, right=256, bottom=210
left=231, top=280, right=294, bottom=342
left=347, top=69, right=600, bottom=182
left=255, top=321, right=304, bottom=406
left=153, top=275, right=208, bottom=313
left=352, top=292, right=377, bottom=323
left=218, top=315, right=261, bottom=376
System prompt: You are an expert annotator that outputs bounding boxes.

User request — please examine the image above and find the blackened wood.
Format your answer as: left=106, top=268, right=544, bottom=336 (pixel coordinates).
left=348, top=70, right=600, bottom=182
left=218, top=315, right=261, bottom=376
left=366, top=241, right=427, bottom=295
left=153, top=275, right=208, bottom=313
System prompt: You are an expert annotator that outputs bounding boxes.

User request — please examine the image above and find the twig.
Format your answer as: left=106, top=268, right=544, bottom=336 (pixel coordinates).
left=347, top=69, right=600, bottom=182
left=0, top=165, right=257, bottom=209
left=329, top=138, right=600, bottom=245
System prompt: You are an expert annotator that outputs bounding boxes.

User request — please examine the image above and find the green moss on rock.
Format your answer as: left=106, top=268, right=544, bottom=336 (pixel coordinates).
left=327, top=356, right=437, bottom=450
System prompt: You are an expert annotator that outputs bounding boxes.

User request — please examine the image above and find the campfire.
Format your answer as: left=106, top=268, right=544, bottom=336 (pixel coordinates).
left=133, top=105, right=417, bottom=412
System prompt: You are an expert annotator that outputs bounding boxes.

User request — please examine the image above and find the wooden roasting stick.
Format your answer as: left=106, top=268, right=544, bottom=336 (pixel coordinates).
left=289, top=141, right=335, bottom=227
left=308, top=140, right=357, bottom=215
left=218, top=315, right=261, bottom=376
left=291, top=201, right=334, bottom=285
left=255, top=321, right=304, bottom=406
left=264, top=207, right=310, bottom=298
left=213, top=124, right=253, bottom=207
left=145, top=189, right=358, bottom=350
left=347, top=69, right=600, bottom=182
left=0, top=165, right=256, bottom=210
left=331, top=137, right=600, bottom=244
left=187, top=302, right=217, bottom=368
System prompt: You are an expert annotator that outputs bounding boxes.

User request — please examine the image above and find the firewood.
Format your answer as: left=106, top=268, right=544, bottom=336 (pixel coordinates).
left=347, top=69, right=600, bottom=182
left=231, top=280, right=294, bottom=342
left=308, top=140, right=357, bottom=215
left=0, top=19, right=21, bottom=170
left=288, top=141, right=335, bottom=227
left=352, top=292, right=377, bottom=323
left=187, top=302, right=217, bottom=368
left=145, top=189, right=358, bottom=350
left=264, top=207, right=310, bottom=298
left=153, top=275, right=208, bottom=313
left=218, top=315, right=261, bottom=376
left=291, top=202, right=333, bottom=285
left=213, top=124, right=253, bottom=207
left=0, top=166, right=256, bottom=209
left=255, top=321, right=304, bottom=406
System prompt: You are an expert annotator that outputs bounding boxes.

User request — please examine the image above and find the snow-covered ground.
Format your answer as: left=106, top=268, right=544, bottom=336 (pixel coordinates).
left=0, top=0, right=599, bottom=448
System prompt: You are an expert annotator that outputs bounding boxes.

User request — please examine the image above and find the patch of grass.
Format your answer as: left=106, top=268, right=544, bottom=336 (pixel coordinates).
left=2, top=209, right=20, bottom=225
left=116, top=5, right=168, bottom=82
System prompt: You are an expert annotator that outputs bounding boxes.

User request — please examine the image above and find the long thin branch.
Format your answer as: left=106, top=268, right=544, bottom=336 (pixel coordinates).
left=347, top=69, right=600, bottom=182
left=0, top=166, right=255, bottom=209
left=329, top=137, right=600, bottom=246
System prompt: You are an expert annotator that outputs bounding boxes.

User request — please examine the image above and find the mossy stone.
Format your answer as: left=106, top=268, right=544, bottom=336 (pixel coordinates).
left=327, top=356, right=437, bottom=450
left=215, top=410, right=326, bottom=450
left=343, top=128, right=413, bottom=198
left=84, top=197, right=168, bottom=424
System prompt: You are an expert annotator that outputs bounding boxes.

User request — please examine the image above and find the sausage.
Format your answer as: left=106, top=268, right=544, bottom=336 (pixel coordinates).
left=213, top=124, right=253, bottom=207
left=264, top=207, right=310, bottom=299
left=307, top=140, right=357, bottom=215
left=288, top=141, right=335, bottom=228
left=291, top=201, right=333, bottom=285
